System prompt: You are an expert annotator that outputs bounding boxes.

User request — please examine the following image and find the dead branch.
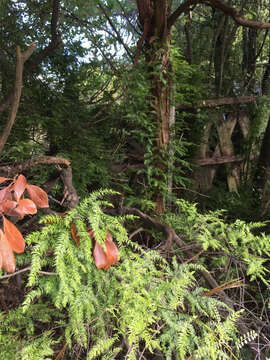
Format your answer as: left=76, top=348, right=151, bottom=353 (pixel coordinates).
left=168, top=0, right=270, bottom=29
left=121, top=206, right=186, bottom=250
left=197, top=154, right=245, bottom=166
left=121, top=205, right=267, bottom=358
left=0, top=0, right=61, bottom=113
left=0, top=156, right=70, bottom=177
left=177, top=96, right=258, bottom=111
left=0, top=43, right=36, bottom=153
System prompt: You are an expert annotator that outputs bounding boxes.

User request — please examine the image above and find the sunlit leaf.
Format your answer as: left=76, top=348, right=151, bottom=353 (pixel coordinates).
left=26, top=184, right=49, bottom=208
left=0, top=229, right=15, bottom=273
left=12, top=174, right=27, bottom=201
left=93, top=241, right=107, bottom=269
left=71, top=223, right=80, bottom=247
left=3, top=216, right=25, bottom=253
left=0, top=188, right=12, bottom=203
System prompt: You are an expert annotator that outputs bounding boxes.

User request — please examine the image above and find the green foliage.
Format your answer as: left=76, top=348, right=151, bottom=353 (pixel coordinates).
left=167, top=199, right=270, bottom=284
left=1, top=190, right=242, bottom=359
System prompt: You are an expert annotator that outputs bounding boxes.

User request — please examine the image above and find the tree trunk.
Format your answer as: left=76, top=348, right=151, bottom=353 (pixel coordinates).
left=136, top=0, right=173, bottom=213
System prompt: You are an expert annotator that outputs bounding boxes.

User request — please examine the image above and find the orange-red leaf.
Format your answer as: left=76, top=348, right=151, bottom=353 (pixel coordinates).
left=26, top=184, right=49, bottom=208
left=0, top=229, right=15, bottom=273
left=0, top=177, right=9, bottom=185
left=17, top=199, right=37, bottom=217
left=3, top=216, right=25, bottom=253
left=0, top=188, right=12, bottom=203
left=12, top=175, right=27, bottom=201
left=1, top=200, right=20, bottom=217
left=71, top=223, right=80, bottom=247
left=93, top=242, right=107, bottom=269
left=104, top=236, right=118, bottom=269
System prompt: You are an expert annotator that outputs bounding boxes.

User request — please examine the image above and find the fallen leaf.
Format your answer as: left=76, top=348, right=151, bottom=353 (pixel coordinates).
left=104, top=232, right=118, bottom=269
left=93, top=241, right=107, bottom=269
left=0, top=229, right=15, bottom=273
left=3, top=216, right=25, bottom=253
left=26, top=184, right=49, bottom=208
left=12, top=175, right=27, bottom=201
left=0, top=188, right=12, bottom=203
left=17, top=198, right=37, bottom=217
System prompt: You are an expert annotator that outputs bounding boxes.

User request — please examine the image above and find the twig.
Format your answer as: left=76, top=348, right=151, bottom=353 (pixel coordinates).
left=0, top=266, right=57, bottom=280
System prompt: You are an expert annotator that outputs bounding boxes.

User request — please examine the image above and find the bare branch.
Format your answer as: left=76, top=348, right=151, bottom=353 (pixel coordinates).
left=0, top=0, right=62, bottom=113
left=177, top=95, right=258, bottom=111
left=168, top=0, right=270, bottom=29
left=97, top=2, right=134, bottom=60
left=0, top=156, right=70, bottom=177
left=0, top=43, right=36, bottom=153
left=25, top=0, right=62, bottom=73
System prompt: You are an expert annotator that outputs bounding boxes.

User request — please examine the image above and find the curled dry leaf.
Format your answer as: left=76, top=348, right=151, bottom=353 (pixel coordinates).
left=0, top=188, right=12, bottom=203
left=103, top=232, right=118, bottom=269
left=3, top=216, right=25, bottom=253
left=0, top=229, right=15, bottom=273
left=93, top=241, right=108, bottom=269
left=12, top=174, right=27, bottom=202
left=26, top=184, right=49, bottom=208
left=1, top=200, right=19, bottom=217
left=16, top=198, right=37, bottom=218
left=91, top=230, right=118, bottom=270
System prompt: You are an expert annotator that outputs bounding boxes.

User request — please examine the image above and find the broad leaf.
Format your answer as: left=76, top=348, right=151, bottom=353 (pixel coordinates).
left=93, top=241, right=107, bottom=269
left=17, top=199, right=37, bottom=217
left=26, top=184, right=49, bottom=208
left=13, top=174, right=27, bottom=201
left=0, top=188, right=12, bottom=203
left=104, top=232, right=118, bottom=269
left=1, top=200, right=20, bottom=217
left=0, top=229, right=15, bottom=273
left=3, top=216, right=25, bottom=253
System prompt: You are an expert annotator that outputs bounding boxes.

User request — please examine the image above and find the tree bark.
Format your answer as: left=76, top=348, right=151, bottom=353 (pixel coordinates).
left=0, top=43, right=36, bottom=153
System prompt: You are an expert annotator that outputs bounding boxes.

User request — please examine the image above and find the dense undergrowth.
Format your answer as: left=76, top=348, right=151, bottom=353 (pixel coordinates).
left=0, top=189, right=268, bottom=359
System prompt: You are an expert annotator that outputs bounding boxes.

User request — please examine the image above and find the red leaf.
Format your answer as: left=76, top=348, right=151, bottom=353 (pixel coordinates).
left=12, top=175, right=27, bottom=201
left=0, top=177, right=9, bottom=185
left=26, top=184, right=49, bottom=208
left=3, top=216, right=25, bottom=253
left=71, top=223, right=80, bottom=247
left=0, top=229, right=15, bottom=273
left=0, top=188, right=12, bottom=203
left=93, top=242, right=107, bottom=269
left=1, top=200, right=21, bottom=217
left=104, top=234, right=118, bottom=269
left=17, top=199, right=37, bottom=217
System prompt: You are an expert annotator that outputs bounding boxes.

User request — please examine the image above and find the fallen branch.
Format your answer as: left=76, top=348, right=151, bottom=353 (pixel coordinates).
left=177, top=96, right=258, bottom=111
left=121, top=206, right=186, bottom=250
left=121, top=206, right=267, bottom=358
left=197, top=154, right=245, bottom=166
left=0, top=156, right=70, bottom=177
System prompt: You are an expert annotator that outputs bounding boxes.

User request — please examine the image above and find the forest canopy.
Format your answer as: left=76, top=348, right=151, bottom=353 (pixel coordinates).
left=1, top=1, right=270, bottom=359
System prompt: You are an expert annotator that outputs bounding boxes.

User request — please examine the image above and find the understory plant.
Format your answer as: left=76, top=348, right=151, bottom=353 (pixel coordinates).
left=0, top=189, right=246, bottom=360
left=166, top=199, right=270, bottom=285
